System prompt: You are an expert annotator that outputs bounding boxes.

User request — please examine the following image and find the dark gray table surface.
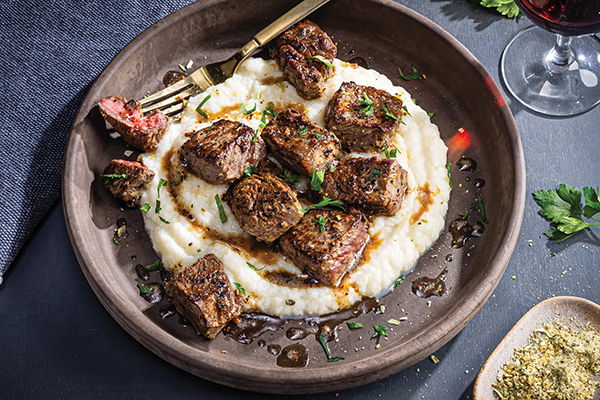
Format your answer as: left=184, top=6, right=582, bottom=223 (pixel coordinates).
left=1, top=1, right=599, bottom=399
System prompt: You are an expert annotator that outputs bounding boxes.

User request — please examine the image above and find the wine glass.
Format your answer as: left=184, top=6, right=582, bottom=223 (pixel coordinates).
left=500, top=0, right=600, bottom=116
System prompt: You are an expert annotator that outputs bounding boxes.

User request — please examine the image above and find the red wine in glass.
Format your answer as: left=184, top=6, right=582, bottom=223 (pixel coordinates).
left=515, top=0, right=600, bottom=36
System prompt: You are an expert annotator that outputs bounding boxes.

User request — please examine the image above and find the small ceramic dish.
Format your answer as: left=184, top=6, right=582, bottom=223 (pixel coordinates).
left=474, top=296, right=600, bottom=399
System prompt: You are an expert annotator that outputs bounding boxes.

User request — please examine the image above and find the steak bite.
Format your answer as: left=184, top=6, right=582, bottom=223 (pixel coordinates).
left=98, top=96, right=169, bottom=152
left=279, top=209, right=369, bottom=286
left=227, top=173, right=303, bottom=243
left=164, top=254, right=245, bottom=339
left=326, top=82, right=404, bottom=151
left=270, top=20, right=337, bottom=99
left=180, top=119, right=266, bottom=184
left=321, top=157, right=408, bottom=216
left=262, top=109, right=340, bottom=176
left=102, top=159, right=155, bottom=207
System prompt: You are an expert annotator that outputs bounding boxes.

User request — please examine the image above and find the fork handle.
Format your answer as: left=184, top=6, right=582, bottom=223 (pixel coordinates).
left=254, top=0, right=331, bottom=46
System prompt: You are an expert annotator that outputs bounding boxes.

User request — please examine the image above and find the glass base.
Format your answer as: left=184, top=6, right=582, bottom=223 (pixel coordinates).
left=501, top=26, right=600, bottom=117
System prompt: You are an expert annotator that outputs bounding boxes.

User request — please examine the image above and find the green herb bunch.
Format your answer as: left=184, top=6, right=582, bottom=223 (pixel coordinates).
left=477, top=0, right=522, bottom=18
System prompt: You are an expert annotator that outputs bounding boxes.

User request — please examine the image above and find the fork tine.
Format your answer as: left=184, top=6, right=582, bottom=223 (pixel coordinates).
left=138, top=77, right=194, bottom=107
left=161, top=102, right=185, bottom=116
left=140, top=86, right=199, bottom=114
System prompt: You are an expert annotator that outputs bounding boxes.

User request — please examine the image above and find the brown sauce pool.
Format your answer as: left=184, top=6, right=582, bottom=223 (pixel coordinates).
left=411, top=268, right=448, bottom=298
left=276, top=344, right=309, bottom=368
left=196, top=103, right=242, bottom=123
left=263, top=270, right=323, bottom=288
left=260, top=75, right=287, bottom=85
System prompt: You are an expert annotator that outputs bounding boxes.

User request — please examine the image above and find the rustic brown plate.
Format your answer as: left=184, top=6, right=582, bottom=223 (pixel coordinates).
left=62, top=0, right=525, bottom=394
left=474, top=296, right=600, bottom=399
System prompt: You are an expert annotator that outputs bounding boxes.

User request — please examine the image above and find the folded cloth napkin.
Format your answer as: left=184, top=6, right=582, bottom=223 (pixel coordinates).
left=0, top=0, right=194, bottom=284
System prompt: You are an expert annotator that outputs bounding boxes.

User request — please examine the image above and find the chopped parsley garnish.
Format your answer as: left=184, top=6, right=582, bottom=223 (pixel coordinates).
left=533, top=184, right=600, bottom=242
left=314, top=132, right=323, bottom=140
left=195, top=94, right=211, bottom=118
left=372, top=324, right=389, bottom=338
left=402, top=105, right=412, bottom=117
left=381, top=105, right=399, bottom=121
left=303, top=196, right=346, bottom=213
left=139, top=203, right=151, bottom=213
left=357, top=92, right=374, bottom=115
left=241, top=103, right=256, bottom=115
left=144, top=260, right=163, bottom=271
left=101, top=173, right=128, bottom=179
left=446, top=163, right=452, bottom=180
left=159, top=216, right=170, bottom=224
left=296, top=124, right=309, bottom=136
left=475, top=193, right=488, bottom=224
left=243, top=166, right=255, bottom=176
left=113, top=238, right=122, bottom=246
left=311, top=55, right=333, bottom=68
left=314, top=215, right=326, bottom=232
left=155, top=199, right=162, bottom=214
left=459, top=210, right=470, bottom=219
left=412, top=97, right=421, bottom=106
left=318, top=335, right=344, bottom=362
left=233, top=282, right=246, bottom=296
left=137, top=282, right=152, bottom=294
left=368, top=168, right=382, bottom=183
left=157, top=178, right=167, bottom=197
left=427, top=111, right=435, bottom=118
left=280, top=168, right=299, bottom=184
left=381, top=146, right=398, bottom=159
left=393, top=275, right=405, bottom=288
left=347, top=322, right=363, bottom=329
left=264, top=105, right=277, bottom=117
left=246, top=262, right=265, bottom=271
left=310, top=170, right=325, bottom=191
left=398, top=65, right=421, bottom=81
left=257, top=110, right=269, bottom=133
left=215, top=194, right=227, bottom=224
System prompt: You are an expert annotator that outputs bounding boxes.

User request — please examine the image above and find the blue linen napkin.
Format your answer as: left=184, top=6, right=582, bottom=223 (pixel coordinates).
left=0, top=0, right=195, bottom=283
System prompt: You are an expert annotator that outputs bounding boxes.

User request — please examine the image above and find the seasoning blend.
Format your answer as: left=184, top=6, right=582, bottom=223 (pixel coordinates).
left=492, top=321, right=600, bottom=400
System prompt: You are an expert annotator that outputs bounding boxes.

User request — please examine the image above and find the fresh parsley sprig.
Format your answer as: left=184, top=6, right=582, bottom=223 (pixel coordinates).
left=478, top=0, right=522, bottom=18
left=318, top=335, right=344, bottom=362
left=533, top=184, right=600, bottom=242
left=357, top=92, right=374, bottom=115
left=302, top=196, right=346, bottom=213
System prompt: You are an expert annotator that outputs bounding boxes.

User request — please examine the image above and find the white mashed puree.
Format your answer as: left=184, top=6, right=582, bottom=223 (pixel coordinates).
left=140, top=57, right=450, bottom=316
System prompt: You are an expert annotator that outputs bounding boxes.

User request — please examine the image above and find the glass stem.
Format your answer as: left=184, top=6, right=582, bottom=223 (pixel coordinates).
left=544, top=34, right=574, bottom=73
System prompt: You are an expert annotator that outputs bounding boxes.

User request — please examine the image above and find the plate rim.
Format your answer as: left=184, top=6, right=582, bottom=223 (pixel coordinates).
left=62, top=0, right=526, bottom=392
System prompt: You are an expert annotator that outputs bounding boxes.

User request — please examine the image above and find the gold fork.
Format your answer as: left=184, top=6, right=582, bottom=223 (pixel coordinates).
left=139, top=0, right=331, bottom=117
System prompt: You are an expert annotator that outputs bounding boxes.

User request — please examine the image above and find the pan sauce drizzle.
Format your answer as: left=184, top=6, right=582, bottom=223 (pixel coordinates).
left=410, top=183, right=434, bottom=224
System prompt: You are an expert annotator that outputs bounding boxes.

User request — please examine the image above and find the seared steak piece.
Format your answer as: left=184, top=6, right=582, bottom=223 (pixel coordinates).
left=325, top=82, right=403, bottom=151
left=98, top=96, right=169, bottom=152
left=279, top=209, right=369, bottom=286
left=270, top=20, right=337, bottom=99
left=227, top=173, right=303, bottom=243
left=164, top=254, right=245, bottom=339
left=102, top=159, right=155, bottom=207
left=321, top=157, right=408, bottom=216
left=180, top=119, right=266, bottom=184
left=262, top=109, right=340, bottom=176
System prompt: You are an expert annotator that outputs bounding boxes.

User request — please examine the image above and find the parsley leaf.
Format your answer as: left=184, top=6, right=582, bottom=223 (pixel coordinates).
left=459, top=210, right=470, bottom=219
left=478, top=0, right=523, bottom=18
left=215, top=194, right=227, bottom=223
left=393, top=275, right=405, bottom=288
left=297, top=124, right=309, bottom=136
left=314, top=215, right=326, bottom=232
left=246, top=262, right=265, bottom=271
left=311, top=170, right=325, bottom=191
left=139, top=203, right=151, bottom=213
left=159, top=216, right=170, bottom=224
left=398, top=65, right=421, bottom=81
left=318, top=335, right=344, bottom=362
left=195, top=94, right=211, bottom=118
left=475, top=194, right=488, bottom=224
left=233, top=282, right=246, bottom=297
left=583, top=186, right=600, bottom=218
left=357, top=92, right=374, bottom=115
left=155, top=199, right=162, bottom=214
left=402, top=105, right=411, bottom=117
left=533, top=184, right=600, bottom=242
left=372, top=324, right=389, bottom=338
left=137, top=282, right=152, bottom=294
left=157, top=178, right=167, bottom=197
left=381, top=146, right=398, bottom=159
left=279, top=168, right=299, bottom=184
left=144, top=260, right=163, bottom=271
left=101, top=173, right=128, bottom=179
left=381, top=105, right=399, bottom=121
left=303, top=196, right=346, bottom=213
left=244, top=166, right=255, bottom=176
left=241, top=103, right=256, bottom=115
left=347, top=321, right=363, bottom=329
left=311, top=55, right=333, bottom=68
